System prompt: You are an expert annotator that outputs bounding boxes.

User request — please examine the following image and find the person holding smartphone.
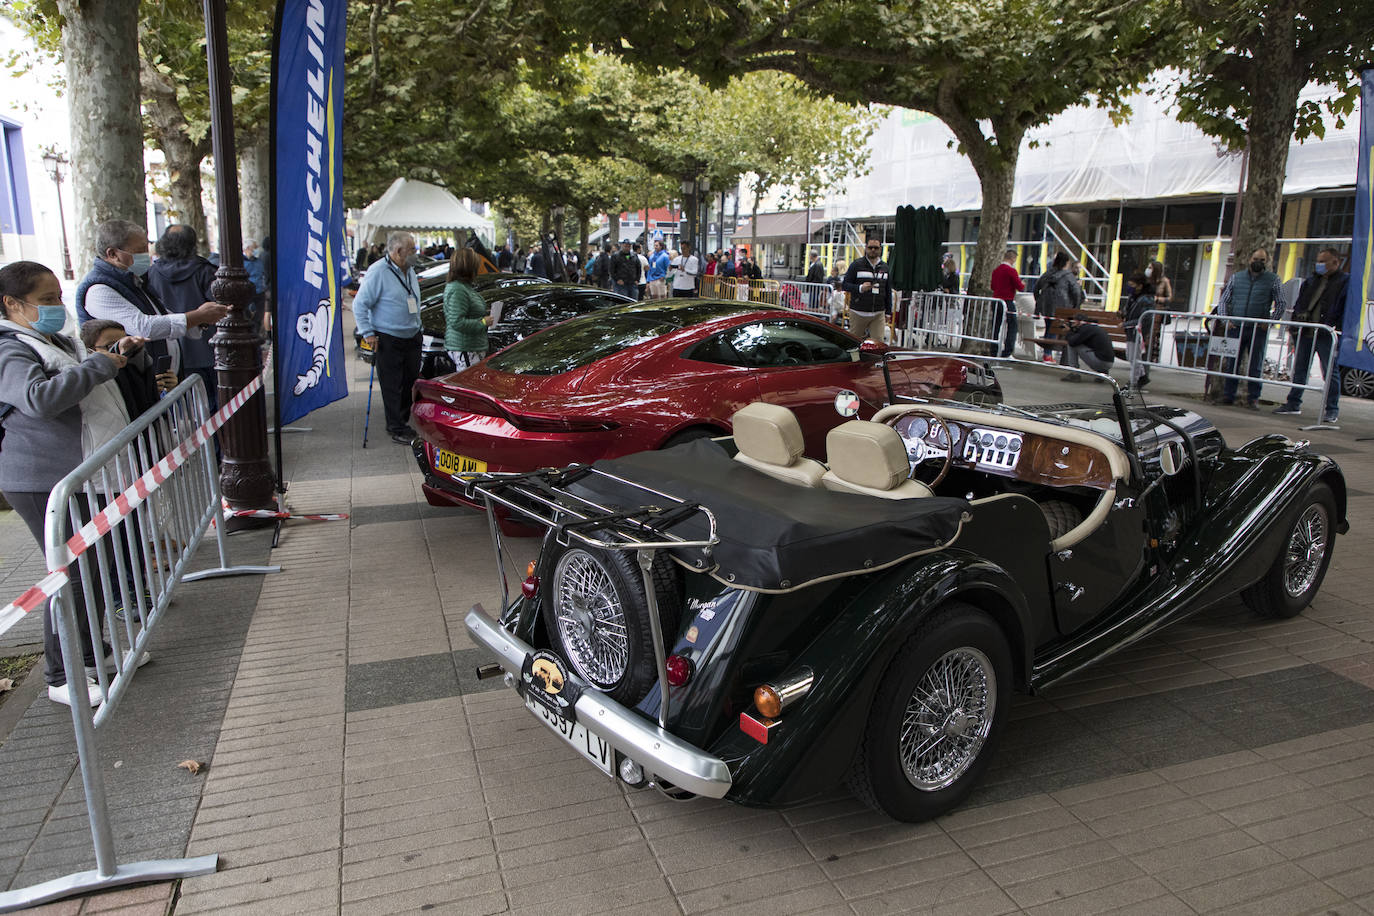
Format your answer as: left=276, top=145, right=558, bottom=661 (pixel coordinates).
left=0, top=261, right=154, bottom=708
left=81, top=319, right=176, bottom=418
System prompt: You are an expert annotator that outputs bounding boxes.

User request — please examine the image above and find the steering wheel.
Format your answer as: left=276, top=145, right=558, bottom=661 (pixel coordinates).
left=902, top=408, right=955, bottom=488
left=777, top=341, right=810, bottom=365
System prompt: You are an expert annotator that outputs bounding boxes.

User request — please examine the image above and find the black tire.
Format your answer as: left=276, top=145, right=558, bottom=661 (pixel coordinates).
left=661, top=427, right=718, bottom=449
left=540, top=544, right=682, bottom=705
left=848, top=601, right=1012, bottom=822
left=1242, top=482, right=1336, bottom=619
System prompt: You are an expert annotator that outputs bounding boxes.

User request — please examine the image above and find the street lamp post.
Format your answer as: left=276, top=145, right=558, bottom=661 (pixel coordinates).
left=203, top=0, right=275, bottom=524
left=697, top=177, right=711, bottom=258
left=40, top=150, right=74, bottom=280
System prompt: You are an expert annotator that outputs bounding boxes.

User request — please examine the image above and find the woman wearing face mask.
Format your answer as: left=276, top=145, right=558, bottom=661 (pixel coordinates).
left=75, top=219, right=227, bottom=377
left=0, top=261, right=151, bottom=708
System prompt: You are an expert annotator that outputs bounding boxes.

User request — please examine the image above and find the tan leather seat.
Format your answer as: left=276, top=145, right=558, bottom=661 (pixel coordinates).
left=730, top=403, right=827, bottom=487
left=822, top=420, right=933, bottom=499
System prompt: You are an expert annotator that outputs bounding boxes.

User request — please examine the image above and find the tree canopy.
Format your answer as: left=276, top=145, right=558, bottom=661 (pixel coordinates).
left=1173, top=0, right=1374, bottom=267
left=562, top=0, right=1184, bottom=292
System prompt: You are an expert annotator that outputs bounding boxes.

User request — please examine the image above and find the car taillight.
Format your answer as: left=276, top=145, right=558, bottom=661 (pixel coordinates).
left=504, top=411, right=619, bottom=433
left=521, top=575, right=539, bottom=599
left=665, top=654, right=692, bottom=687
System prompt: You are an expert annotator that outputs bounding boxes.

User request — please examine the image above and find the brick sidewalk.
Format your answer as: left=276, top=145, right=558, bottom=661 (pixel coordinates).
left=4, top=346, right=1373, bottom=915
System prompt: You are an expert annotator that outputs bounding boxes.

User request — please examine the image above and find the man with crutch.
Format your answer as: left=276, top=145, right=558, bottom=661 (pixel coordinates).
left=353, top=232, right=423, bottom=445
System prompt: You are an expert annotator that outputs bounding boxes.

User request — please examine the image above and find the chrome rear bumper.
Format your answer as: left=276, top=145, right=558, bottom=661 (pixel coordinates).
left=464, top=605, right=733, bottom=799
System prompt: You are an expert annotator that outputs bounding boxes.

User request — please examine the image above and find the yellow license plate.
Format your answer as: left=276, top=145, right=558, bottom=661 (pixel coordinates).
left=435, top=449, right=486, bottom=475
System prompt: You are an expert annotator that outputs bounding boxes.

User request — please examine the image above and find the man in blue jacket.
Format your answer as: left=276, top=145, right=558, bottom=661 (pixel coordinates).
left=354, top=231, right=423, bottom=444
left=1219, top=247, right=1283, bottom=408
left=647, top=240, right=671, bottom=298
left=1273, top=248, right=1349, bottom=423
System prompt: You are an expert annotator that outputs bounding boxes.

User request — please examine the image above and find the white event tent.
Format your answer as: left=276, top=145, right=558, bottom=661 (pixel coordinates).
left=356, top=178, right=494, bottom=247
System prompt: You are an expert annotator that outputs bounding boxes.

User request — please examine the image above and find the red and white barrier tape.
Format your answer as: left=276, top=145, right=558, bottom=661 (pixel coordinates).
left=221, top=501, right=348, bottom=522
left=0, top=375, right=263, bottom=631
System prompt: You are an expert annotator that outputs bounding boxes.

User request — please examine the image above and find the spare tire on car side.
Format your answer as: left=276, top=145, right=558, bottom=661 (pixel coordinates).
left=539, top=543, right=683, bottom=705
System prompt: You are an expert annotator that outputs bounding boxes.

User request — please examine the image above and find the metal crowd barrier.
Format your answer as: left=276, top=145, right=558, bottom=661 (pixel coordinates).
left=0, top=374, right=279, bottom=912
left=699, top=275, right=841, bottom=320
left=900, top=291, right=1008, bottom=353
left=1130, top=310, right=1340, bottom=405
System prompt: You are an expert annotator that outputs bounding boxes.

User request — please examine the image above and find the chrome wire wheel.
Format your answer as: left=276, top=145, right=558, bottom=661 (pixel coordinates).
left=1283, top=504, right=1329, bottom=599
left=900, top=647, right=996, bottom=791
left=552, top=549, right=629, bottom=686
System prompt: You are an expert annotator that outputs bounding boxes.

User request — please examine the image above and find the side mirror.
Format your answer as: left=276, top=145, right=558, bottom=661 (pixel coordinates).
left=1159, top=440, right=1186, bottom=476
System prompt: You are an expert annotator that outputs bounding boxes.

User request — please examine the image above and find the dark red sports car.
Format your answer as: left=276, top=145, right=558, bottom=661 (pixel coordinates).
left=410, top=300, right=997, bottom=511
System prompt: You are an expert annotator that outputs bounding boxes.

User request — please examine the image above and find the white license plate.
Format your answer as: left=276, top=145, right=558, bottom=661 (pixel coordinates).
left=524, top=694, right=614, bottom=777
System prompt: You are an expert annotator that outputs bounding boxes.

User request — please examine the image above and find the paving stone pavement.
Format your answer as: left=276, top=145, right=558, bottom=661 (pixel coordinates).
left=2, top=330, right=1374, bottom=915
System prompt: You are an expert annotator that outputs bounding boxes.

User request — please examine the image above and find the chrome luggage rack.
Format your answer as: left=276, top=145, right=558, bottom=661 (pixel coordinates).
left=460, top=464, right=719, bottom=728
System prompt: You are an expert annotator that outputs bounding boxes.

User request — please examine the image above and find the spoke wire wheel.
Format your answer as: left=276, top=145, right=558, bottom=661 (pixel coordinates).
left=900, top=646, right=996, bottom=791
left=1282, top=503, right=1329, bottom=599
left=552, top=549, right=629, bottom=687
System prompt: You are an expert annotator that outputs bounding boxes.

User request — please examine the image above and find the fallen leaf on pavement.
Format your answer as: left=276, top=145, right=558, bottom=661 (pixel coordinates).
left=0, top=678, right=12, bottom=693
left=177, top=760, right=203, bottom=775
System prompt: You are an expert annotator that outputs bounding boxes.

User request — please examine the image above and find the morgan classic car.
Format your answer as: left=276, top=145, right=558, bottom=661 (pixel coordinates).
left=458, top=358, right=1346, bottom=821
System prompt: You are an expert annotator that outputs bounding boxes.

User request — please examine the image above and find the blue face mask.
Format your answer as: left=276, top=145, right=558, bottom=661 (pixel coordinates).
left=27, top=303, right=68, bottom=335
left=1314, top=262, right=1328, bottom=275
left=130, top=253, right=152, bottom=277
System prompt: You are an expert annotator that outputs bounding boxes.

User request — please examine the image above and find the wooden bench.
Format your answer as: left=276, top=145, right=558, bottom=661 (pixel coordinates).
left=1024, top=307, right=1128, bottom=359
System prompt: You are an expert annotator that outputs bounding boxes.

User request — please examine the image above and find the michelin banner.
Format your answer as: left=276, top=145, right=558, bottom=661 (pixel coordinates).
left=272, top=0, right=348, bottom=424
left=1343, top=68, right=1374, bottom=374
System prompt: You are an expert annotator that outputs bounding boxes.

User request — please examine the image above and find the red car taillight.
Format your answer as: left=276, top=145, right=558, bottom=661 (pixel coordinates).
left=504, top=411, right=619, bottom=433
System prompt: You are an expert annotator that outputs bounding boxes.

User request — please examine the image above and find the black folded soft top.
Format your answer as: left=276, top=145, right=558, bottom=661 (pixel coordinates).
left=570, top=438, right=970, bottom=592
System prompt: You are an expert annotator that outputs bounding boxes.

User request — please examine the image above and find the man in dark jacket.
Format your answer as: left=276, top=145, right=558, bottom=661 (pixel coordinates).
left=805, top=252, right=825, bottom=285
left=842, top=238, right=892, bottom=341
left=1273, top=248, right=1349, bottom=422
left=1219, top=247, right=1283, bottom=408
left=1062, top=318, right=1114, bottom=374
left=146, top=224, right=220, bottom=410
left=609, top=240, right=639, bottom=299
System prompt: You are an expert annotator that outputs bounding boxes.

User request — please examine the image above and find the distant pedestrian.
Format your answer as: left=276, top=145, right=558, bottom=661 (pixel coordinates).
left=1062, top=317, right=1114, bottom=374
left=633, top=243, right=649, bottom=300
left=990, top=249, right=1025, bottom=357
left=1123, top=279, right=1157, bottom=388
left=1274, top=248, right=1348, bottom=422
left=353, top=231, right=423, bottom=444
left=497, top=245, right=514, bottom=271
left=805, top=251, right=825, bottom=285
left=842, top=238, right=892, bottom=341
left=243, top=238, right=266, bottom=325
left=672, top=243, right=701, bottom=297
left=145, top=224, right=220, bottom=411
left=1032, top=251, right=1083, bottom=362
left=940, top=254, right=959, bottom=294
left=443, top=248, right=490, bottom=371
left=647, top=240, right=670, bottom=299
left=1217, top=247, right=1282, bottom=408
left=610, top=240, right=639, bottom=299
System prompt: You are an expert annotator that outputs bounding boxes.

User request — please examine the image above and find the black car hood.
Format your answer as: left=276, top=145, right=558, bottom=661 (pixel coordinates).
left=571, top=439, right=970, bottom=592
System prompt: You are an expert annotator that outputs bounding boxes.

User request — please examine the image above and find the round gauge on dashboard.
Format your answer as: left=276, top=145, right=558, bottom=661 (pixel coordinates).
left=1009, top=438, right=1021, bottom=452
left=994, top=434, right=1008, bottom=449
left=931, top=424, right=950, bottom=448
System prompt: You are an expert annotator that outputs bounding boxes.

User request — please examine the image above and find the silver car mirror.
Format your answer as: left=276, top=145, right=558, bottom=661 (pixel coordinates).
left=1159, top=440, right=1186, bottom=476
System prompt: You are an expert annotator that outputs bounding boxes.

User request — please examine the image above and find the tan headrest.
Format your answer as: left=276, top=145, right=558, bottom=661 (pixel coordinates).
left=731, top=402, right=805, bottom=467
left=826, top=420, right=910, bottom=490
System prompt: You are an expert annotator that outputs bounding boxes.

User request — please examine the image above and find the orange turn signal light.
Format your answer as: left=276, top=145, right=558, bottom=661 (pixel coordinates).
left=754, top=686, right=783, bottom=719
left=526, top=561, right=536, bottom=577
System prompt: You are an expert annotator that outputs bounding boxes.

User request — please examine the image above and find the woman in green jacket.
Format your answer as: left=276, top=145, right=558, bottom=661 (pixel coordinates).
left=442, top=248, right=490, bottom=369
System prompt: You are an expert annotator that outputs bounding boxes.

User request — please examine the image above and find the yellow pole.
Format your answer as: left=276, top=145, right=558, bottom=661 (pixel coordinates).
left=1015, top=244, right=1024, bottom=272
left=1107, top=239, right=1121, bottom=312
left=1155, top=242, right=1166, bottom=263
left=1079, top=246, right=1088, bottom=281
left=1281, top=241, right=1299, bottom=282
left=1204, top=239, right=1222, bottom=310
left=959, top=244, right=967, bottom=278
left=1040, top=240, right=1048, bottom=275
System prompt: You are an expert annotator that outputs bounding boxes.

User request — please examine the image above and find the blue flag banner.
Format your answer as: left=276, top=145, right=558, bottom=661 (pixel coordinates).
left=271, top=0, right=348, bottom=425
left=1342, top=68, right=1374, bottom=374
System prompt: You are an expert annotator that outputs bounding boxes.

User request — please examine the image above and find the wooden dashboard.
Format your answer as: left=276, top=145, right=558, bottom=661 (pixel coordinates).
left=893, top=414, right=1114, bottom=490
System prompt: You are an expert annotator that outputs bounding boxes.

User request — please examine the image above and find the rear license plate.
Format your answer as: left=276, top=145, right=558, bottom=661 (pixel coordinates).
left=524, top=693, right=614, bottom=777
left=434, top=448, right=486, bottom=475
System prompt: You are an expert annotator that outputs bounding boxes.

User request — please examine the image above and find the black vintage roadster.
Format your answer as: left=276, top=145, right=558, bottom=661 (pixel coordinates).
left=461, top=357, right=1346, bottom=821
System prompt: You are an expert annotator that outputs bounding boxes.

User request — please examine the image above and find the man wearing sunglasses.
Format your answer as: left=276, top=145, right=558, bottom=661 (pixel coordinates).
left=842, top=239, right=892, bottom=341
